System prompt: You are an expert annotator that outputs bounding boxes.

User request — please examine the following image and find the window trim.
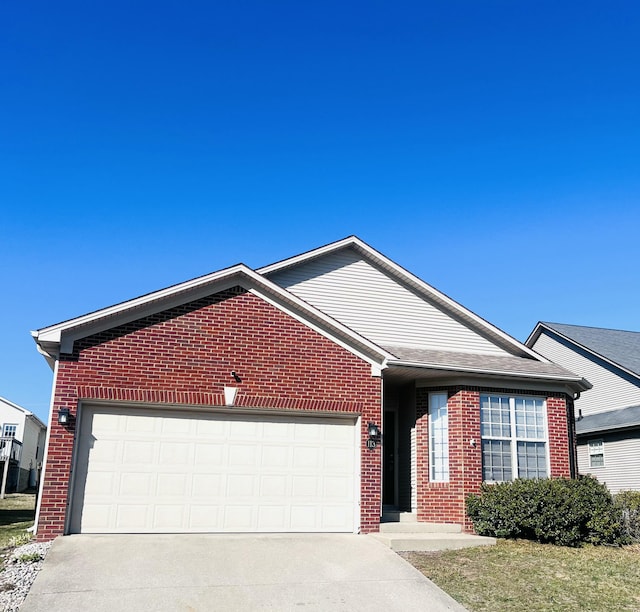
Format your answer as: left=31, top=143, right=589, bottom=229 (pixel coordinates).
left=588, top=438, right=605, bottom=468
left=429, top=392, right=449, bottom=482
left=480, top=395, right=550, bottom=482
left=2, top=424, right=17, bottom=438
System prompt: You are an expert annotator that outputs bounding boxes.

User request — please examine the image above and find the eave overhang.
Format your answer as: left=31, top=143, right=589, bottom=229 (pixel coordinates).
left=32, top=264, right=392, bottom=372
left=383, top=361, right=591, bottom=394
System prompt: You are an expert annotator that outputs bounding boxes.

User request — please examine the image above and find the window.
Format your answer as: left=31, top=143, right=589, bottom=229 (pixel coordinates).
left=588, top=439, right=604, bottom=468
left=480, top=395, right=548, bottom=482
left=2, top=424, right=17, bottom=438
left=429, top=393, right=449, bottom=482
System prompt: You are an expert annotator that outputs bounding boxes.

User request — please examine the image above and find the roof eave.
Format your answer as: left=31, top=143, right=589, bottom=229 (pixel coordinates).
left=577, top=422, right=640, bottom=436
left=528, top=322, right=640, bottom=384
left=32, top=264, right=392, bottom=369
left=387, top=359, right=592, bottom=392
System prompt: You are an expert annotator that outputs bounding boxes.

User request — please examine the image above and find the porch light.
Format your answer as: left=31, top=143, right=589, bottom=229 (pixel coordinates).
left=368, top=422, right=380, bottom=438
left=58, top=408, right=70, bottom=426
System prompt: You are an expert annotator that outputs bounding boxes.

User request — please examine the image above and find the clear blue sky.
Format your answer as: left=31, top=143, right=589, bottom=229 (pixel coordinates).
left=2, top=1, right=640, bottom=423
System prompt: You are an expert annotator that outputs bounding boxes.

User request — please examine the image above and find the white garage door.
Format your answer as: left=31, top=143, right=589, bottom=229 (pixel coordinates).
left=70, top=406, right=359, bottom=534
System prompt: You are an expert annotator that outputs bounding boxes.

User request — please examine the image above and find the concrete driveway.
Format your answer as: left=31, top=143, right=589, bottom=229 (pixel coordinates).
left=22, top=533, right=466, bottom=611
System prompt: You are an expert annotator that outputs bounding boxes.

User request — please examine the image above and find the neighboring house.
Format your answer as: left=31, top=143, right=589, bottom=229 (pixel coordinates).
left=0, top=397, right=47, bottom=493
left=526, top=322, right=640, bottom=493
left=32, top=237, right=589, bottom=541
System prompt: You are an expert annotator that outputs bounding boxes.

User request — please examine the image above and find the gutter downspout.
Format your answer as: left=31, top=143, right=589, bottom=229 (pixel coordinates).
left=568, top=393, right=579, bottom=479
left=32, top=359, right=59, bottom=536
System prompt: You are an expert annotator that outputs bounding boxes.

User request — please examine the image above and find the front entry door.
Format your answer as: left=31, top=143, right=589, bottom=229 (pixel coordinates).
left=382, top=410, right=396, bottom=505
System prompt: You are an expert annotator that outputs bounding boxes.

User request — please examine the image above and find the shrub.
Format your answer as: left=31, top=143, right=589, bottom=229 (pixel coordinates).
left=615, top=490, right=640, bottom=542
left=466, top=476, right=626, bottom=547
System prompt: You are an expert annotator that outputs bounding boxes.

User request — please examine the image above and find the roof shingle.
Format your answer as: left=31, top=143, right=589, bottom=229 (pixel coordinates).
left=542, top=322, right=640, bottom=377
left=384, top=345, right=585, bottom=381
left=576, top=404, right=640, bottom=435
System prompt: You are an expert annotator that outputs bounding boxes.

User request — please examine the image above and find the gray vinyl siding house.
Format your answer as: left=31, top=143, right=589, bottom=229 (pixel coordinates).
left=526, top=322, right=640, bottom=493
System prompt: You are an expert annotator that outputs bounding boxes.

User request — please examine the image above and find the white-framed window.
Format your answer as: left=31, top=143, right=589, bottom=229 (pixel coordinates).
left=480, top=395, right=548, bottom=482
left=588, top=439, right=605, bottom=468
left=2, top=424, right=17, bottom=438
left=429, top=392, right=449, bottom=482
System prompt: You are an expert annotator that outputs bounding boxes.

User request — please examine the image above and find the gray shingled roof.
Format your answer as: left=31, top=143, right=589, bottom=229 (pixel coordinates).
left=384, top=345, right=586, bottom=381
left=576, top=404, right=640, bottom=435
left=542, top=322, right=640, bottom=377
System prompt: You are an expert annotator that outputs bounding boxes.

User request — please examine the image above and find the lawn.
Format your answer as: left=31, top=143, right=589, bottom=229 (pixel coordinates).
left=403, top=540, right=640, bottom=612
left=0, top=493, right=36, bottom=552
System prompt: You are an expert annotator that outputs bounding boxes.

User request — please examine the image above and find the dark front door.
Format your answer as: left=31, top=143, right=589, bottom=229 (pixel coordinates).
left=382, top=410, right=396, bottom=505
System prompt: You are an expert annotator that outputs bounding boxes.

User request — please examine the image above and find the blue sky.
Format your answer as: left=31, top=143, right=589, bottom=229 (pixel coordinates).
left=2, top=1, right=640, bottom=422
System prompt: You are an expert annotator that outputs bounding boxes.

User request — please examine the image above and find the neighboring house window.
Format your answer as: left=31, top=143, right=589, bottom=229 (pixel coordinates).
left=2, top=424, right=17, bottom=438
left=429, top=392, right=449, bottom=482
left=480, top=395, right=548, bottom=482
left=588, top=439, right=605, bottom=468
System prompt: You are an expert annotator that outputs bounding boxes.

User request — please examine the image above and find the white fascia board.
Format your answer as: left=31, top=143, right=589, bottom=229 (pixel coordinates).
left=0, top=396, right=30, bottom=416
left=258, top=236, right=546, bottom=362
left=257, top=236, right=358, bottom=275
left=25, top=412, right=48, bottom=431
left=415, top=376, right=580, bottom=396
left=388, top=359, right=591, bottom=390
left=32, top=262, right=391, bottom=370
left=33, top=264, right=251, bottom=345
left=528, top=323, right=640, bottom=385
left=524, top=322, right=545, bottom=347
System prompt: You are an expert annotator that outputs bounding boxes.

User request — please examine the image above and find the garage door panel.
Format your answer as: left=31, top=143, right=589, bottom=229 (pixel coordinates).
left=123, top=441, right=154, bottom=463
left=324, top=447, right=351, bottom=468
left=228, top=444, right=257, bottom=466
left=72, top=408, right=358, bottom=534
left=120, top=472, right=153, bottom=496
left=156, top=473, right=188, bottom=496
left=116, top=505, right=151, bottom=529
left=84, top=472, right=115, bottom=496
left=291, top=476, right=318, bottom=497
left=191, top=474, right=222, bottom=495
left=125, top=415, right=157, bottom=434
left=260, top=475, right=287, bottom=496
left=194, top=443, right=224, bottom=463
left=290, top=506, right=318, bottom=530
left=261, top=445, right=289, bottom=468
left=293, top=447, right=320, bottom=468
left=153, top=505, right=185, bottom=529
left=323, top=476, right=351, bottom=498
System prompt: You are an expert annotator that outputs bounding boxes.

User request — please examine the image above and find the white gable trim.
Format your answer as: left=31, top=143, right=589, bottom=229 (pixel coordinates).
left=0, top=396, right=47, bottom=428
left=32, top=265, right=392, bottom=370
left=527, top=322, right=640, bottom=385
left=259, top=236, right=547, bottom=362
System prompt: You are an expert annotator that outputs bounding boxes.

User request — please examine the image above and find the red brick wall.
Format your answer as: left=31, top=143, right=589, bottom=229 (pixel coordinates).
left=416, top=387, right=570, bottom=532
left=37, top=287, right=382, bottom=540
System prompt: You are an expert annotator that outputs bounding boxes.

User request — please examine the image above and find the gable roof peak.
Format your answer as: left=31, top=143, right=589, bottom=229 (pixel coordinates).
left=528, top=321, right=640, bottom=379
left=260, top=237, right=546, bottom=362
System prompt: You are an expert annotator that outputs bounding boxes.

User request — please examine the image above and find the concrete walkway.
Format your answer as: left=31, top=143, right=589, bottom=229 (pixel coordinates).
left=22, top=533, right=466, bottom=611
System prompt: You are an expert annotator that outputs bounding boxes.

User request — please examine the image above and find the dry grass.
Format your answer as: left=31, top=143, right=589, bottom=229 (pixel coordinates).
left=403, top=540, right=640, bottom=611
left=0, top=493, right=36, bottom=550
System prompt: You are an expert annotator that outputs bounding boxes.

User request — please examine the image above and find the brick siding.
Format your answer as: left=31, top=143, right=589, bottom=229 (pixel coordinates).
left=36, top=287, right=382, bottom=540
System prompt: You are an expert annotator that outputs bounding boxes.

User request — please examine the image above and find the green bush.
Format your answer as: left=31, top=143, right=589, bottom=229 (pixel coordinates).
left=466, top=476, right=626, bottom=547
left=615, top=490, right=640, bottom=542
